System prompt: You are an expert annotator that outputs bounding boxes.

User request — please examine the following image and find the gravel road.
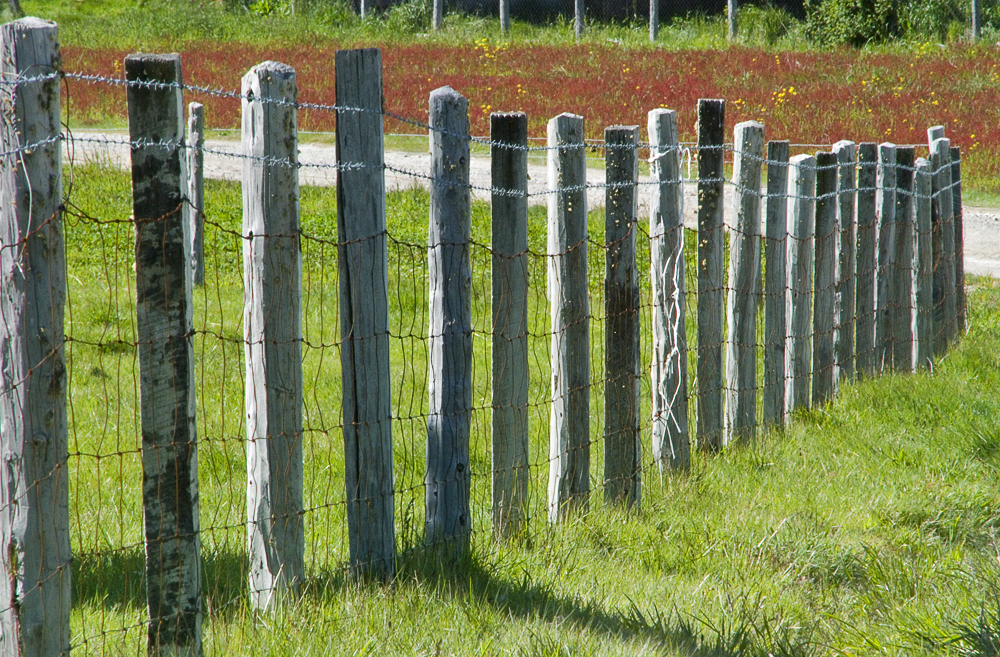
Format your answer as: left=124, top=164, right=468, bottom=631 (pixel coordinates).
left=68, top=131, right=1000, bottom=277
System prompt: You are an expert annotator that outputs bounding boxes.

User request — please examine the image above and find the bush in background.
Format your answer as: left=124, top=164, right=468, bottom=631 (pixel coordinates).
left=803, top=0, right=899, bottom=46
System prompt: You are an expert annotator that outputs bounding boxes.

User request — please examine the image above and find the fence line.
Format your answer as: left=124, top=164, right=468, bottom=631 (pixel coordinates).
left=0, top=17, right=970, bottom=655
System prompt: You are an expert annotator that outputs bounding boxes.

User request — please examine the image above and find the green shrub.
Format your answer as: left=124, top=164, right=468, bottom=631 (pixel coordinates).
left=899, top=0, right=965, bottom=41
left=739, top=3, right=800, bottom=45
left=804, top=0, right=899, bottom=46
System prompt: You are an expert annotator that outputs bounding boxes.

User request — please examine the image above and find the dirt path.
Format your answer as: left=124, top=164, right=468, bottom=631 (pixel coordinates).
left=68, top=131, right=1000, bottom=277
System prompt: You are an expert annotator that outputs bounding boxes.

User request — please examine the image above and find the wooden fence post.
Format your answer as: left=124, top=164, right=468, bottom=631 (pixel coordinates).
left=728, top=0, right=738, bottom=40
left=930, top=136, right=956, bottom=356
left=813, top=151, right=838, bottom=405
left=786, top=154, right=815, bottom=412
left=649, top=109, right=689, bottom=469
left=433, top=0, right=443, bottom=29
left=833, top=140, right=856, bottom=383
left=575, top=0, right=584, bottom=37
left=875, top=142, right=897, bottom=373
left=491, top=112, right=529, bottom=539
left=855, top=143, right=878, bottom=379
left=951, top=146, right=966, bottom=336
left=335, top=48, right=395, bottom=579
left=763, top=140, right=790, bottom=430
left=126, top=53, right=202, bottom=656
left=426, top=86, right=473, bottom=558
left=697, top=99, right=725, bottom=451
left=500, top=0, right=511, bottom=33
left=0, top=17, right=71, bottom=657
left=547, top=112, right=589, bottom=521
left=915, top=157, right=934, bottom=369
left=725, top=121, right=764, bottom=442
left=974, top=0, right=983, bottom=38
left=604, top=125, right=641, bottom=508
left=242, top=61, right=304, bottom=609
left=188, top=102, right=205, bottom=286
left=650, top=0, right=659, bottom=40
left=892, top=146, right=916, bottom=373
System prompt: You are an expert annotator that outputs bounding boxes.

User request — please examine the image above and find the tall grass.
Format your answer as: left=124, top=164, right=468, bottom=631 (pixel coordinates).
left=61, top=161, right=1000, bottom=655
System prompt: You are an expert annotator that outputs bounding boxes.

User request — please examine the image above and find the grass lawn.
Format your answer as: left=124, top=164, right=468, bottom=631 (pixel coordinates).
left=60, top=163, right=1000, bottom=655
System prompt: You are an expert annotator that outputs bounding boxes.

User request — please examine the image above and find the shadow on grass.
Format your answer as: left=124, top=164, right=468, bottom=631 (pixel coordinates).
left=73, top=546, right=250, bottom=622
left=74, top=542, right=812, bottom=655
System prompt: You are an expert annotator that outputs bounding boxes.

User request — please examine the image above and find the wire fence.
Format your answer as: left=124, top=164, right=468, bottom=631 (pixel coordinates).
left=0, top=19, right=966, bottom=656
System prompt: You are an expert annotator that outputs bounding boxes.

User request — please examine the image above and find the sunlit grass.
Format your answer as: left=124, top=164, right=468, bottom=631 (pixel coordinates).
left=60, top=162, right=1000, bottom=654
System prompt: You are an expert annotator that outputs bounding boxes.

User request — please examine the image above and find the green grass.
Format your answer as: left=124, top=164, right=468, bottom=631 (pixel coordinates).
left=60, top=162, right=1000, bottom=655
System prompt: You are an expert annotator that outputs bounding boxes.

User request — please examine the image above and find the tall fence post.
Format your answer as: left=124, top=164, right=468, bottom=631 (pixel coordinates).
left=426, top=86, right=473, bottom=558
left=697, top=99, right=725, bottom=451
left=649, top=109, right=689, bottom=469
left=126, top=53, right=202, bottom=656
left=763, top=140, right=790, bottom=430
left=973, top=0, right=982, bottom=39
left=725, top=120, right=764, bottom=443
left=786, top=154, right=815, bottom=412
left=500, top=0, right=511, bottom=33
left=855, top=143, right=878, bottom=379
left=649, top=0, right=659, bottom=41
left=575, top=0, right=584, bottom=37
left=813, top=151, right=838, bottom=405
left=892, top=146, right=916, bottom=373
left=547, top=112, right=589, bottom=521
left=0, top=17, right=71, bottom=657
left=242, top=61, right=304, bottom=609
left=188, top=102, right=205, bottom=286
left=951, top=146, right=966, bottom=336
left=335, top=48, right=395, bottom=579
left=833, top=140, right=856, bottom=383
left=875, top=142, right=897, bottom=373
left=728, top=0, right=738, bottom=40
left=915, top=157, right=934, bottom=369
left=491, top=112, right=529, bottom=539
left=433, top=0, right=443, bottom=29
left=604, top=125, right=641, bottom=509
left=930, top=136, right=956, bottom=357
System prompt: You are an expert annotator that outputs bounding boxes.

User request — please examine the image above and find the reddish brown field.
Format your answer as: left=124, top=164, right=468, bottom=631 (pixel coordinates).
left=64, top=42, right=1000, bottom=192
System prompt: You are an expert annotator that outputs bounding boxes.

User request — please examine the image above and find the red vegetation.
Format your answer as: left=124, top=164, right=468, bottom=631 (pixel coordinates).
left=63, top=42, right=1000, bottom=191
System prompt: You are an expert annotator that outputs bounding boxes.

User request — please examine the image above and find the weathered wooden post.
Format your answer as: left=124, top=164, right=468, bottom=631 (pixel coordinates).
left=126, top=53, right=202, bottom=656
left=855, top=143, right=878, bottom=379
left=433, top=0, right=443, bottom=29
left=725, top=121, right=764, bottom=442
left=649, top=109, right=689, bottom=469
left=854, top=142, right=878, bottom=378
left=188, top=102, right=205, bottom=286
left=547, top=112, right=589, bottom=521
left=575, top=0, right=584, bottom=37
left=0, top=17, right=71, bottom=657
left=833, top=141, right=856, bottom=383
left=491, top=112, right=529, bottom=538
left=875, top=142, right=897, bottom=373
left=728, top=0, right=738, bottom=40
left=426, top=86, right=473, bottom=558
left=335, top=48, right=395, bottom=579
left=930, top=136, right=956, bottom=356
left=242, top=61, right=304, bottom=609
left=951, top=146, right=966, bottom=336
left=973, top=0, right=982, bottom=40
left=813, top=151, right=838, bottom=405
left=650, top=0, right=659, bottom=40
left=892, top=146, right=916, bottom=373
left=763, top=140, right=789, bottom=430
left=604, top=125, right=641, bottom=508
left=697, top=99, right=725, bottom=451
left=500, top=0, right=511, bottom=33
left=915, top=157, right=934, bottom=369
left=786, top=154, right=815, bottom=412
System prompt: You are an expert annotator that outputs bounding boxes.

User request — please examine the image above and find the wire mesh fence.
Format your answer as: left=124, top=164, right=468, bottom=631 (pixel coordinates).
left=0, top=16, right=966, bottom=655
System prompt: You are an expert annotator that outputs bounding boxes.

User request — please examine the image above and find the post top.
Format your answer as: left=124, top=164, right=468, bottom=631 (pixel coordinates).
left=7, top=16, right=56, bottom=30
